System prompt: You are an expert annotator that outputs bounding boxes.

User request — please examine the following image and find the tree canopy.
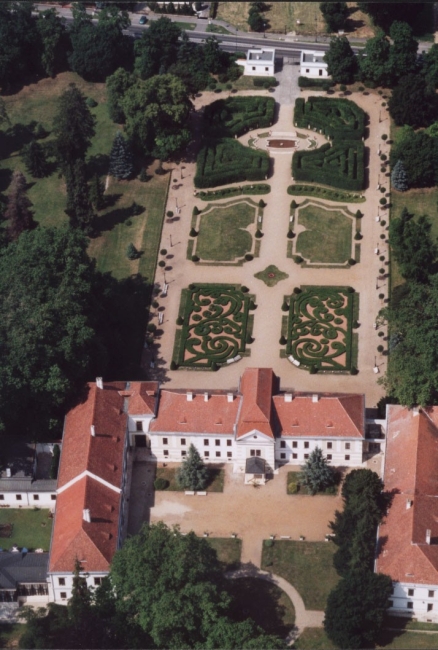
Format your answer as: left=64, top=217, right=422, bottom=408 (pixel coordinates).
left=390, top=128, right=438, bottom=188
left=320, top=2, right=348, bottom=33
left=389, top=74, right=438, bottom=128
left=358, top=32, right=391, bottom=86
left=53, top=84, right=96, bottom=166
left=299, top=447, right=336, bottom=495
left=324, top=36, right=357, bottom=84
left=324, top=571, right=392, bottom=649
left=4, top=170, right=35, bottom=241
left=176, top=444, right=209, bottom=491
left=357, top=2, right=426, bottom=33
left=389, top=208, right=437, bottom=283
left=134, top=17, right=182, bottom=79
left=122, top=74, right=191, bottom=159
left=36, top=8, right=69, bottom=78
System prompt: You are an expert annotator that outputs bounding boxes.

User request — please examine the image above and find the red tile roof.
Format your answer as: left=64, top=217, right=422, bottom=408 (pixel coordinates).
left=150, top=391, right=240, bottom=435
left=49, top=475, right=120, bottom=573
left=376, top=406, right=438, bottom=585
left=237, top=368, right=275, bottom=438
left=128, top=381, right=158, bottom=415
left=273, top=394, right=364, bottom=438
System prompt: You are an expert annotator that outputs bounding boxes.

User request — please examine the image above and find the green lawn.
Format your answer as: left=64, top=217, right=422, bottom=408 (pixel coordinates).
left=155, top=466, right=225, bottom=492
left=207, top=537, right=242, bottom=570
left=195, top=200, right=256, bottom=262
left=286, top=471, right=338, bottom=496
left=293, top=627, right=438, bottom=650
left=0, top=508, right=53, bottom=552
left=1, top=72, right=168, bottom=284
left=227, top=577, right=295, bottom=637
left=295, top=204, right=353, bottom=265
left=254, top=264, right=289, bottom=287
left=174, top=21, right=196, bottom=30
left=261, top=540, right=339, bottom=610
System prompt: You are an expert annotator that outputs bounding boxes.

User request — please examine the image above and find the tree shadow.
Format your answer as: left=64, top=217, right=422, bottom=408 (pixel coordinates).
left=103, top=193, right=123, bottom=209
left=0, top=123, right=36, bottom=159
left=93, top=203, right=139, bottom=235
left=0, top=167, right=13, bottom=193
left=87, top=153, right=110, bottom=178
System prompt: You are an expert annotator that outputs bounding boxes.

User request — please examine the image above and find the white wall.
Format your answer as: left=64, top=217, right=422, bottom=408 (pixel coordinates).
left=390, top=582, right=438, bottom=622
left=243, top=61, right=274, bottom=77
left=0, top=493, right=57, bottom=508
left=275, top=438, right=363, bottom=467
left=48, top=572, right=108, bottom=604
left=150, top=433, right=236, bottom=463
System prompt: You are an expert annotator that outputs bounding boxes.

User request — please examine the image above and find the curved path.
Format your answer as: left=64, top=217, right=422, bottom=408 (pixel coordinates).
left=226, top=565, right=324, bottom=643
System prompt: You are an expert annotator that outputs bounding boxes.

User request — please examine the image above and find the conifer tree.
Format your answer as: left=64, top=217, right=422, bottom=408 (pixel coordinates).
left=391, top=159, right=408, bottom=191
left=176, top=444, right=209, bottom=491
left=22, top=140, right=48, bottom=178
left=89, top=174, right=105, bottom=211
left=299, top=447, right=336, bottom=495
left=65, top=160, right=94, bottom=234
left=5, top=171, right=35, bottom=242
left=109, top=131, right=133, bottom=180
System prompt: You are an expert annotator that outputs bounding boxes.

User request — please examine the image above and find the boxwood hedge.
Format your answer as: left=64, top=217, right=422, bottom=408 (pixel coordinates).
left=195, top=138, right=270, bottom=188
left=203, top=96, right=275, bottom=138
left=292, top=140, right=365, bottom=191
left=294, top=96, right=365, bottom=141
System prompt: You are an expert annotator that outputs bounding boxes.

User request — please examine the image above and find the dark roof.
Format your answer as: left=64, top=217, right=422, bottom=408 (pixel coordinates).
left=0, top=552, right=48, bottom=589
left=0, top=479, right=56, bottom=493
left=245, top=457, right=266, bottom=474
left=0, top=439, right=34, bottom=479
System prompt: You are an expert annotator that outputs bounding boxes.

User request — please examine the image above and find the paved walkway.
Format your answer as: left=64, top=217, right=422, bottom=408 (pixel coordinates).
left=226, top=566, right=324, bottom=643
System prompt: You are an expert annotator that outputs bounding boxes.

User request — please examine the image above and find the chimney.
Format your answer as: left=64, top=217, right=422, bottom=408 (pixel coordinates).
left=5, top=468, right=11, bottom=478
left=90, top=425, right=95, bottom=437
left=83, top=509, right=91, bottom=523
left=312, top=394, right=319, bottom=403
left=227, top=393, right=234, bottom=403
left=426, top=529, right=432, bottom=544
left=204, top=392, right=209, bottom=402
left=96, top=377, right=103, bottom=390
left=413, top=407, right=420, bottom=417
left=406, top=499, right=413, bottom=510
left=187, top=392, right=193, bottom=402
left=284, top=394, right=293, bottom=403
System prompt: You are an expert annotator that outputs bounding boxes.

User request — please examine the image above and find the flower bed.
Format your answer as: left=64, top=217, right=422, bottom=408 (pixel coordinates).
left=286, top=286, right=357, bottom=372
left=173, top=284, right=253, bottom=369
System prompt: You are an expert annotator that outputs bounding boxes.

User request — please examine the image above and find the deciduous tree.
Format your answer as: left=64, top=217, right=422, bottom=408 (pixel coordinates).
left=324, top=36, right=357, bottom=84
left=389, top=208, right=437, bottom=283
left=389, top=74, right=438, bottom=128
left=387, top=21, right=418, bottom=84
left=36, top=8, right=69, bottom=77
left=134, top=17, right=181, bottom=79
left=324, top=571, right=392, bottom=649
left=390, top=129, right=436, bottom=188
left=358, top=32, right=390, bottom=86
left=320, top=2, right=348, bottom=33
left=106, top=68, right=136, bottom=124
left=4, top=170, right=35, bottom=241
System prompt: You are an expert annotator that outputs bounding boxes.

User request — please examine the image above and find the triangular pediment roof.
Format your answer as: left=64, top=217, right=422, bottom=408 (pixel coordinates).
left=236, top=368, right=275, bottom=439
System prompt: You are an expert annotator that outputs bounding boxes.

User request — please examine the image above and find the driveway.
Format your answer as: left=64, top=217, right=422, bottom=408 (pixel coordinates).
left=129, top=463, right=342, bottom=566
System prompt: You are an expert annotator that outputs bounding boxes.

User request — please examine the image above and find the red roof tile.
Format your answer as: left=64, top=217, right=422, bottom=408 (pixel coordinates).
left=237, top=368, right=275, bottom=438
left=49, top=475, right=120, bottom=573
left=150, top=391, right=240, bottom=434
left=273, top=394, right=364, bottom=438
left=128, top=382, right=158, bottom=415
left=376, top=406, right=438, bottom=584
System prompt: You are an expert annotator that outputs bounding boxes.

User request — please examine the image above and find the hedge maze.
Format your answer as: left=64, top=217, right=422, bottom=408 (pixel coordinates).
left=203, top=96, right=275, bottom=138
left=294, top=97, right=365, bottom=141
left=286, top=286, right=357, bottom=372
left=173, top=284, right=253, bottom=369
left=195, top=139, right=270, bottom=188
left=292, top=97, right=366, bottom=192
left=292, top=141, right=365, bottom=191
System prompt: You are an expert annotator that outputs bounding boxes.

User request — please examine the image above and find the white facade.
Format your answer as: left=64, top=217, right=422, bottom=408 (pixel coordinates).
left=243, top=48, right=275, bottom=77
left=390, top=582, right=438, bottom=622
left=300, top=50, right=329, bottom=78
left=0, top=492, right=57, bottom=508
left=275, top=437, right=363, bottom=467
left=48, top=571, right=107, bottom=603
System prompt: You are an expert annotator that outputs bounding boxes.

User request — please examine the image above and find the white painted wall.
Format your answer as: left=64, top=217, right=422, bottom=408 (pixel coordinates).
left=390, top=582, right=438, bottom=622
left=274, top=439, right=363, bottom=467
left=48, top=572, right=108, bottom=604
left=300, top=50, right=329, bottom=78
left=0, top=493, right=57, bottom=508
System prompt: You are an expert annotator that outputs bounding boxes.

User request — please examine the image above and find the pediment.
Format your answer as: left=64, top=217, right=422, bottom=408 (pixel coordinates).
left=237, top=429, right=274, bottom=443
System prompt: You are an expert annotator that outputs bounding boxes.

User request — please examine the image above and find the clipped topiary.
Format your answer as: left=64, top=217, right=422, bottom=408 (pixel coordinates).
left=258, top=199, right=266, bottom=208
left=160, top=249, right=167, bottom=256
left=281, top=300, right=289, bottom=312
left=349, top=258, right=356, bottom=266
left=176, top=316, right=184, bottom=326
left=294, top=255, right=303, bottom=264
left=126, top=243, right=139, bottom=260
left=245, top=253, right=254, bottom=261
left=255, top=229, right=263, bottom=238
left=309, top=365, right=317, bottom=374
left=355, top=210, right=363, bottom=218
left=287, top=230, right=294, bottom=239
left=170, top=360, right=178, bottom=370
left=350, top=367, right=358, bottom=375
left=291, top=200, right=298, bottom=210
left=193, top=206, right=200, bottom=216
left=158, top=260, right=166, bottom=267
left=192, top=255, right=200, bottom=262
left=189, top=227, right=198, bottom=237
left=279, top=335, right=286, bottom=345
left=241, top=285, right=249, bottom=293
left=354, top=232, right=362, bottom=240
left=167, top=210, right=174, bottom=217
left=154, top=478, right=169, bottom=490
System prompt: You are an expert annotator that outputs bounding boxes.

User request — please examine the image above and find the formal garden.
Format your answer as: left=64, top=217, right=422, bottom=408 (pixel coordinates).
left=195, top=138, right=270, bottom=188
left=172, top=283, right=255, bottom=370
left=291, top=200, right=359, bottom=266
left=293, top=97, right=366, bottom=141
left=282, top=286, right=359, bottom=373
left=287, top=184, right=365, bottom=204
left=203, top=96, right=275, bottom=138
left=188, top=199, right=261, bottom=264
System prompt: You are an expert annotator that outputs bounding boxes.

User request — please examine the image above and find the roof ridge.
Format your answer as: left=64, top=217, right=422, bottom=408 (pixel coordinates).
left=410, top=412, right=424, bottom=544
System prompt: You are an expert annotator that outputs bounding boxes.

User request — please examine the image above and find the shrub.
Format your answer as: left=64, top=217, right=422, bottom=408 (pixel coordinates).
left=381, top=220, right=386, bottom=226
left=281, top=300, right=289, bottom=312
left=160, top=249, right=168, bottom=256
left=349, top=258, right=356, bottom=265
left=245, top=253, right=254, bottom=261
left=339, top=84, right=347, bottom=92
left=379, top=268, right=385, bottom=274
left=379, top=255, right=385, bottom=261
left=294, top=255, right=303, bottom=264
left=377, top=345, right=384, bottom=352
left=126, top=243, right=139, bottom=260
left=154, top=478, right=169, bottom=490
left=211, top=361, right=219, bottom=371
left=379, top=198, right=387, bottom=205
left=167, top=210, right=174, bottom=217
left=258, top=199, right=266, bottom=208
left=176, top=316, right=184, bottom=325
left=287, top=229, right=294, bottom=239
left=380, top=233, right=386, bottom=239
left=279, top=334, right=287, bottom=345
left=298, top=76, right=334, bottom=89
left=288, top=482, right=299, bottom=494
left=255, top=229, right=263, bottom=238
left=380, top=154, right=387, bottom=161
left=170, top=360, right=178, bottom=370
left=152, top=300, right=159, bottom=308
left=350, top=367, right=358, bottom=375
left=378, top=331, right=384, bottom=337
left=293, top=287, right=302, bottom=294
left=382, top=134, right=388, bottom=140
left=353, top=320, right=359, bottom=328
left=139, top=168, right=148, bottom=182
left=246, top=332, right=253, bottom=344
left=309, top=365, right=317, bottom=374
left=193, top=206, right=200, bottom=216
left=192, top=255, right=200, bottom=262
left=241, top=285, right=249, bottom=293
left=354, top=232, right=362, bottom=240
left=355, top=210, right=363, bottom=218
left=291, top=200, right=298, bottom=209
left=86, top=97, right=98, bottom=107
left=147, top=323, right=157, bottom=333
left=379, top=293, right=384, bottom=299
left=189, top=228, right=198, bottom=237
left=158, top=260, right=166, bottom=267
